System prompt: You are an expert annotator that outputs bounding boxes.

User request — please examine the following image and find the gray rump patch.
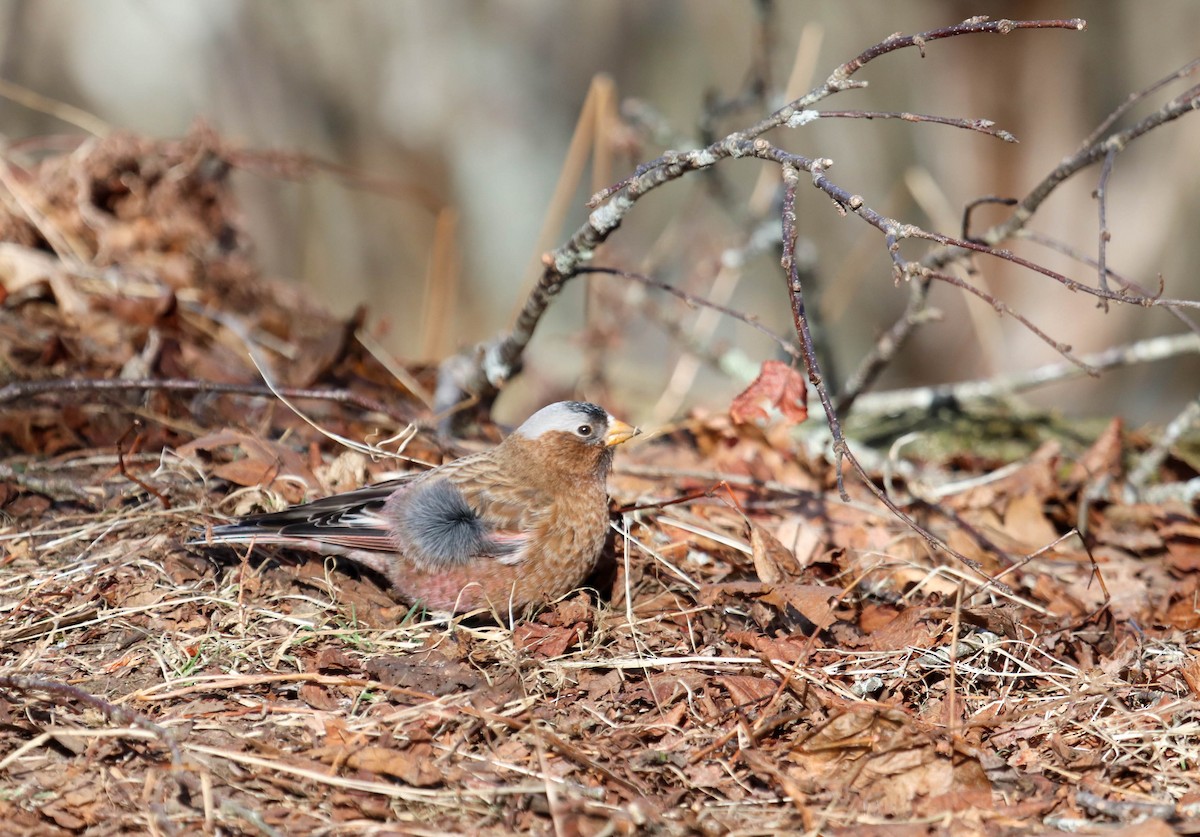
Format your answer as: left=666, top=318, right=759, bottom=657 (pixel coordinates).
left=398, top=479, right=515, bottom=565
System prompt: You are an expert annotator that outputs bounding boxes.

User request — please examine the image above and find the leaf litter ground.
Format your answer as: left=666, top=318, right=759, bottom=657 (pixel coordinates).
left=2, top=131, right=1200, bottom=835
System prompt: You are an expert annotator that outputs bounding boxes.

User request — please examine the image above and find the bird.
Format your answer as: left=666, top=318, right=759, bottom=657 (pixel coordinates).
left=201, top=401, right=639, bottom=616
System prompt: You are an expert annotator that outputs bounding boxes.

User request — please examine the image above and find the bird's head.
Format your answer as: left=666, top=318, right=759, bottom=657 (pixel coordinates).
left=504, top=401, right=639, bottom=480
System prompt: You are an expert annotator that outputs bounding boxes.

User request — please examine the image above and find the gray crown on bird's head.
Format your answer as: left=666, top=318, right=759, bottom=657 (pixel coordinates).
left=512, top=401, right=610, bottom=440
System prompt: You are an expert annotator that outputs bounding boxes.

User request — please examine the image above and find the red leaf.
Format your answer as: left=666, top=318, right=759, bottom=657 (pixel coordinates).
left=730, top=360, right=808, bottom=426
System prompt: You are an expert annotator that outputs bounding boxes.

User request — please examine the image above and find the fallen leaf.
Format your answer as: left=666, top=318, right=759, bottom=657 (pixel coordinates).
left=788, top=706, right=992, bottom=816
left=730, top=360, right=808, bottom=426
left=750, top=523, right=802, bottom=583
left=300, top=682, right=340, bottom=711
left=701, top=581, right=839, bottom=630
left=759, top=583, right=839, bottom=630
left=313, top=742, right=444, bottom=786
left=860, top=605, right=940, bottom=652
left=0, top=242, right=88, bottom=316
left=513, top=621, right=579, bottom=658
left=725, top=629, right=811, bottom=661
left=1067, top=417, right=1123, bottom=486
left=316, top=647, right=359, bottom=674
left=213, top=457, right=278, bottom=487
left=718, top=674, right=777, bottom=707
left=1002, top=492, right=1060, bottom=552
left=364, top=650, right=493, bottom=696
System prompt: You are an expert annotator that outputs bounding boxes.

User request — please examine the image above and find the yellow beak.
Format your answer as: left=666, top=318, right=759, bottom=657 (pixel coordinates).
left=604, top=418, right=640, bottom=447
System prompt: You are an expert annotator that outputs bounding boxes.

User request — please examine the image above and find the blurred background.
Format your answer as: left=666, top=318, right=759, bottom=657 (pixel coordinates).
left=1, top=0, right=1197, bottom=427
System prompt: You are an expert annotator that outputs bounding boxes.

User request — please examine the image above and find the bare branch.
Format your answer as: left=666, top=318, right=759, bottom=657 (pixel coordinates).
left=1093, top=147, right=1118, bottom=306
left=574, top=266, right=804, bottom=363
left=781, top=163, right=846, bottom=497
left=852, top=332, right=1200, bottom=415
left=960, top=82, right=1200, bottom=254
left=1126, top=392, right=1200, bottom=498
left=925, top=270, right=1091, bottom=371
left=840, top=78, right=1200, bottom=409
left=1077, top=57, right=1200, bottom=152
left=433, top=18, right=1088, bottom=424
left=962, top=195, right=1018, bottom=240
left=0, top=675, right=180, bottom=765
left=0, top=377, right=412, bottom=423
left=816, top=110, right=1017, bottom=142
left=1020, top=230, right=1200, bottom=335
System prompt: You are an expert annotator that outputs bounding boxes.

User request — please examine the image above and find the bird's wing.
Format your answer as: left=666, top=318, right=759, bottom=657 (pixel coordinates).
left=444, top=451, right=555, bottom=534
left=201, top=476, right=416, bottom=552
left=390, top=453, right=552, bottom=568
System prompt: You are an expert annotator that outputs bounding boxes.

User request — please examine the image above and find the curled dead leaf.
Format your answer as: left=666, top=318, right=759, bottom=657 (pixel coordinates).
left=730, top=360, right=808, bottom=426
left=750, top=523, right=803, bottom=584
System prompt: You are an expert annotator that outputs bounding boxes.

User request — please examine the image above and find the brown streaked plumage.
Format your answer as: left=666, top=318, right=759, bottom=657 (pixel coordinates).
left=201, top=401, right=638, bottom=615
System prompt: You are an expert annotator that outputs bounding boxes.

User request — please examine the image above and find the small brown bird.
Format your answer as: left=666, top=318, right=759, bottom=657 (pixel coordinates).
left=203, top=401, right=638, bottom=615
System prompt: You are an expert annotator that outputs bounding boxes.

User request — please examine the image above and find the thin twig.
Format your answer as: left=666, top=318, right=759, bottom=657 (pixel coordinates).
left=1094, top=147, right=1118, bottom=306
left=1125, top=393, right=1200, bottom=498
left=780, top=163, right=846, bottom=498
left=926, top=269, right=1091, bottom=372
left=840, top=449, right=1006, bottom=588
left=1076, top=57, right=1200, bottom=152
left=0, top=77, right=113, bottom=136
left=838, top=77, right=1200, bottom=411
left=1020, top=230, right=1200, bottom=335
left=816, top=110, right=1016, bottom=142
left=0, top=377, right=411, bottom=422
left=962, top=196, right=1018, bottom=241
left=949, top=85, right=1200, bottom=271
left=575, top=266, right=802, bottom=362
left=0, top=675, right=181, bottom=765
left=849, top=332, right=1200, bottom=415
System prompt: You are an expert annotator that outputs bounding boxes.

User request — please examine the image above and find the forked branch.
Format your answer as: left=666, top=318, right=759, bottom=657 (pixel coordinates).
left=433, top=17, right=1087, bottom=428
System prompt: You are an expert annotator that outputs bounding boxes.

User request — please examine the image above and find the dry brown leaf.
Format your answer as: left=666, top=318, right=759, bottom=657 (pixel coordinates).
left=788, top=707, right=991, bottom=816
left=750, top=523, right=803, bottom=583
left=718, top=674, right=777, bottom=707
left=622, top=671, right=708, bottom=707
left=1164, top=594, right=1200, bottom=630
left=212, top=457, right=278, bottom=487
left=730, top=360, right=809, bottom=426
left=947, top=443, right=1061, bottom=512
left=513, top=621, right=579, bottom=658
left=1161, top=519, right=1200, bottom=540
left=1068, top=417, right=1123, bottom=485
left=536, top=592, right=596, bottom=628
left=726, top=629, right=811, bottom=661
left=316, top=743, right=445, bottom=787
left=759, top=583, right=839, bottom=630
left=1162, top=517, right=1200, bottom=572
left=859, top=605, right=940, bottom=652
left=299, top=682, right=340, bottom=711
left=1165, top=537, right=1200, bottom=572
left=1096, top=505, right=1166, bottom=554
left=316, top=647, right=359, bottom=674
left=1002, top=492, right=1060, bottom=552
left=0, top=242, right=89, bottom=316
left=39, top=778, right=104, bottom=830
left=772, top=517, right=824, bottom=569
left=364, top=650, right=494, bottom=696
left=180, top=428, right=322, bottom=492
left=857, top=603, right=902, bottom=635
left=701, top=581, right=838, bottom=630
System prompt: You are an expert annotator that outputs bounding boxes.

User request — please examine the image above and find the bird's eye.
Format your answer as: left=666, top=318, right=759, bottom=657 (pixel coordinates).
left=576, top=424, right=593, bottom=436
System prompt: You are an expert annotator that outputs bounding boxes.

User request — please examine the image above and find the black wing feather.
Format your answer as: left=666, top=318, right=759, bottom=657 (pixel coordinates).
left=202, top=476, right=416, bottom=542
